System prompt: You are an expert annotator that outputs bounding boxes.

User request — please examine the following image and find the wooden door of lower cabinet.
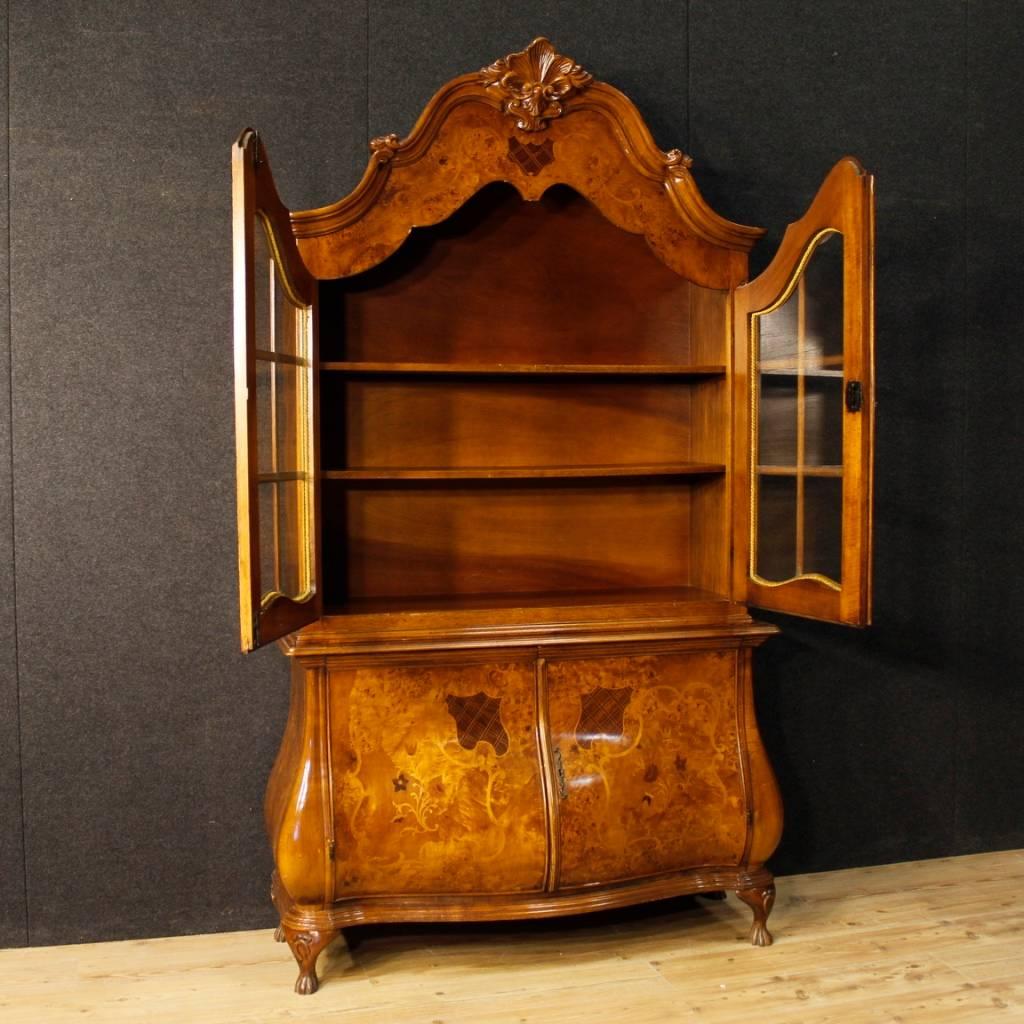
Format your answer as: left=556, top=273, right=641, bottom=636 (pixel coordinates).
left=327, top=653, right=548, bottom=897
left=544, top=646, right=749, bottom=889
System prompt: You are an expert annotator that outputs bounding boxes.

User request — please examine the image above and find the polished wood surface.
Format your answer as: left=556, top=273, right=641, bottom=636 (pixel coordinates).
left=330, top=484, right=698, bottom=599
left=320, top=360, right=727, bottom=375
left=232, top=35, right=874, bottom=994
left=321, top=183, right=699, bottom=365
left=326, top=654, right=548, bottom=896
left=324, top=377, right=700, bottom=470
left=546, top=648, right=748, bottom=887
left=5, top=851, right=1020, bottom=1022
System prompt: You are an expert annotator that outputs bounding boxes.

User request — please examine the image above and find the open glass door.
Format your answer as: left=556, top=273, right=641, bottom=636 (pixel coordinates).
left=733, top=158, right=874, bottom=625
left=233, top=129, right=321, bottom=651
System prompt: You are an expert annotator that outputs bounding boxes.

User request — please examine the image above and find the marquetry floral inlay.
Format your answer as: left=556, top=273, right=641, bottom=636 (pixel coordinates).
left=480, top=37, right=592, bottom=132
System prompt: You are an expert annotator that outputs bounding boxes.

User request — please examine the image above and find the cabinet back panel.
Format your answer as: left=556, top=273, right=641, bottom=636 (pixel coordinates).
left=325, top=483, right=691, bottom=600
left=324, top=377, right=692, bottom=470
left=321, top=183, right=694, bottom=365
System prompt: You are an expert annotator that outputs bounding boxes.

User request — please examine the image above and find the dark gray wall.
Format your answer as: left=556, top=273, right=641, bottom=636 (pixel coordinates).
left=0, top=1, right=1021, bottom=945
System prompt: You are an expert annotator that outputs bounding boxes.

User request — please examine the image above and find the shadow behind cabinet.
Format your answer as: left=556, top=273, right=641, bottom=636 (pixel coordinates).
left=232, top=39, right=875, bottom=994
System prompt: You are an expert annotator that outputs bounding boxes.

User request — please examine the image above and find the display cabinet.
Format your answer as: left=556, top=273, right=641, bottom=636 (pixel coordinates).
left=232, top=37, right=874, bottom=993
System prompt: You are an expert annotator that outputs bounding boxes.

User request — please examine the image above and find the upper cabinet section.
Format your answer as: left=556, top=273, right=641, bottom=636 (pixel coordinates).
left=289, top=37, right=764, bottom=289
left=733, top=159, right=875, bottom=626
left=233, top=130, right=322, bottom=652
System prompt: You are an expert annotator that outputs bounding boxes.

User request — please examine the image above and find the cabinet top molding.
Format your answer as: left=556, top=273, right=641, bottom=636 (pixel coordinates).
left=479, top=36, right=593, bottom=132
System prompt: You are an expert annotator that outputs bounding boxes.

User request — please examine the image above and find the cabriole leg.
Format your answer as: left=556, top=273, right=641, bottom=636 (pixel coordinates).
left=282, top=925, right=339, bottom=994
left=736, top=882, right=776, bottom=946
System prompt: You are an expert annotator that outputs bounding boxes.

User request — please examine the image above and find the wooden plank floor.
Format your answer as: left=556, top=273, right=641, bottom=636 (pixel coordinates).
left=1, top=850, right=1022, bottom=1023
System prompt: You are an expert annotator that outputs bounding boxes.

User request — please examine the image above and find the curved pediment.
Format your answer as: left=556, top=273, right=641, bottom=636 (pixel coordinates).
left=291, top=38, right=764, bottom=289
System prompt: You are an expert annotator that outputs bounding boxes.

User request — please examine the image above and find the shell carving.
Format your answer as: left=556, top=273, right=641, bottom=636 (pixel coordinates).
left=480, top=37, right=592, bottom=132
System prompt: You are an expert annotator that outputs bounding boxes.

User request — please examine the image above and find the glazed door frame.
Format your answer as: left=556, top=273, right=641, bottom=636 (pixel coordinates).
left=233, top=128, right=322, bottom=651
left=732, top=157, right=875, bottom=626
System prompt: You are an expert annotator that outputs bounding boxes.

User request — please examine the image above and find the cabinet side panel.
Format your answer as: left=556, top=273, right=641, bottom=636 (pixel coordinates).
left=742, top=644, right=784, bottom=865
left=548, top=648, right=747, bottom=888
left=328, top=655, right=547, bottom=895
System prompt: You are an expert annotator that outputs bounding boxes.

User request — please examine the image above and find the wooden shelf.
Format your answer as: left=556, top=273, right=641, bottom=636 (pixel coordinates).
left=323, top=463, right=725, bottom=481
left=321, top=360, right=726, bottom=377
left=302, top=587, right=749, bottom=645
left=758, top=465, right=843, bottom=477
left=760, top=367, right=844, bottom=379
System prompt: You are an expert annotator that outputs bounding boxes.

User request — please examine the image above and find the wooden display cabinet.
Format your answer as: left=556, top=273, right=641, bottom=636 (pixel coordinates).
left=232, top=38, right=875, bottom=994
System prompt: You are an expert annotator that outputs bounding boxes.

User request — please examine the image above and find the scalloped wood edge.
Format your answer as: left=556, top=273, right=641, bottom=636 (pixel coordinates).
left=289, top=41, right=764, bottom=277
left=271, top=864, right=776, bottom=931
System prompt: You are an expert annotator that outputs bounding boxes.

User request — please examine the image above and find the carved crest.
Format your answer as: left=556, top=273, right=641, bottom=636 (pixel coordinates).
left=446, top=692, right=510, bottom=756
left=480, top=37, right=592, bottom=132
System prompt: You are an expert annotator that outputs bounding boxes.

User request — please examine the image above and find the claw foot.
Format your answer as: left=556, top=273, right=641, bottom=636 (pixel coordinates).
left=736, top=882, right=776, bottom=947
left=282, top=926, right=338, bottom=995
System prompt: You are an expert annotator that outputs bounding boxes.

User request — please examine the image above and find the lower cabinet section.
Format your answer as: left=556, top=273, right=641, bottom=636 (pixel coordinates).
left=545, top=648, right=748, bottom=888
left=266, top=629, right=782, bottom=993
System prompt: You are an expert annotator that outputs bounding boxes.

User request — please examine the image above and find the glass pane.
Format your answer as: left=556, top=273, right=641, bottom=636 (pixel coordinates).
left=802, top=236, right=845, bottom=366
left=251, top=215, right=314, bottom=609
left=752, top=231, right=844, bottom=584
left=756, top=476, right=797, bottom=582
left=276, top=283, right=306, bottom=357
left=253, top=222, right=272, bottom=352
left=758, top=376, right=798, bottom=467
left=804, top=377, right=844, bottom=467
left=277, top=480, right=307, bottom=598
left=803, top=477, right=842, bottom=581
left=256, top=358, right=273, bottom=474
left=259, top=481, right=277, bottom=598
left=275, top=361, right=302, bottom=473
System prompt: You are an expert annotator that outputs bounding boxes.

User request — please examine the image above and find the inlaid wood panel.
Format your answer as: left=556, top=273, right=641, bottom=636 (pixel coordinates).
left=319, top=183, right=696, bottom=366
left=327, top=483, right=693, bottom=600
left=327, top=656, right=546, bottom=896
left=546, top=649, right=747, bottom=888
left=324, top=376, right=694, bottom=470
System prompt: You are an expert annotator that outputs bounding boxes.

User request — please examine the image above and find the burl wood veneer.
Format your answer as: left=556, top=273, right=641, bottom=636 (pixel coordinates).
left=232, top=38, right=874, bottom=993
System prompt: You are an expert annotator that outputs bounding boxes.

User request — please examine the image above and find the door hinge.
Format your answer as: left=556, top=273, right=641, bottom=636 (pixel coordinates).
left=845, top=379, right=864, bottom=413
left=252, top=129, right=262, bottom=170
left=327, top=838, right=336, bottom=861
left=746, top=807, right=754, bottom=825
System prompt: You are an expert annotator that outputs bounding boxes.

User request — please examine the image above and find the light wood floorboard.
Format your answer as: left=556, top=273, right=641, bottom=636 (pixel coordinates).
left=1, top=850, right=1022, bottom=1023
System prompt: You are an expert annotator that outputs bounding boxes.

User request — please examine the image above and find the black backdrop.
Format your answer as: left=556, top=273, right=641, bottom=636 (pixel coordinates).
left=1, top=1, right=1021, bottom=947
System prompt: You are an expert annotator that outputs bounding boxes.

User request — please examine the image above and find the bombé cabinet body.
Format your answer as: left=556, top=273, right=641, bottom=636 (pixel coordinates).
left=232, top=39, right=875, bottom=994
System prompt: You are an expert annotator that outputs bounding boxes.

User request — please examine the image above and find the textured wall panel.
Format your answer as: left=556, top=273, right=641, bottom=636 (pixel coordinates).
left=367, top=0, right=688, bottom=154
left=9, top=1, right=366, bottom=944
left=0, top=0, right=28, bottom=949
left=957, top=3, right=1024, bottom=851
left=690, top=2, right=966, bottom=871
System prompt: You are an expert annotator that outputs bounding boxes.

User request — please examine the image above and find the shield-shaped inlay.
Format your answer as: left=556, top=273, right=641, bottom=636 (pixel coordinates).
left=445, top=692, right=510, bottom=756
left=508, top=137, right=555, bottom=175
left=575, top=686, right=634, bottom=749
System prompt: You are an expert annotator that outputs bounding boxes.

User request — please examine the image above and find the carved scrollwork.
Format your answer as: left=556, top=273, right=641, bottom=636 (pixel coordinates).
left=369, top=133, right=402, bottom=163
left=665, top=148, right=696, bottom=176
left=480, top=37, right=592, bottom=132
